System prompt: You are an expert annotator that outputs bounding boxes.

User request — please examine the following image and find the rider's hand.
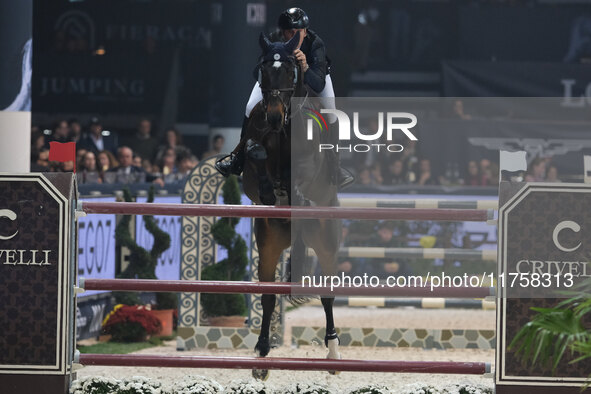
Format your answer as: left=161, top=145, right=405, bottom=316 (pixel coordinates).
left=294, top=49, right=309, bottom=72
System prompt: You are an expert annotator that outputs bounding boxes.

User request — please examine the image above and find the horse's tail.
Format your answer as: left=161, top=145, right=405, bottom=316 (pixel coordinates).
left=284, top=230, right=317, bottom=306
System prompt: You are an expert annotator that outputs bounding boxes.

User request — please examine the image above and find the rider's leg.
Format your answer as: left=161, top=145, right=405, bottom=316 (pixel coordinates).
left=319, top=75, right=354, bottom=189
left=215, top=82, right=263, bottom=177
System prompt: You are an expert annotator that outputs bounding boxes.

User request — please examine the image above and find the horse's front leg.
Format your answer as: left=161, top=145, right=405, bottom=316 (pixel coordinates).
left=255, top=292, right=275, bottom=357
left=246, top=140, right=275, bottom=205
left=252, top=218, right=289, bottom=380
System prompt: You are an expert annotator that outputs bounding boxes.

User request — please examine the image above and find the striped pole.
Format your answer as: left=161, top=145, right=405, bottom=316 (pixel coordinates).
left=79, top=201, right=493, bottom=222
left=76, top=353, right=491, bottom=375
left=308, top=297, right=496, bottom=310
left=308, top=247, right=497, bottom=261
left=340, top=198, right=498, bottom=210
left=79, top=278, right=496, bottom=298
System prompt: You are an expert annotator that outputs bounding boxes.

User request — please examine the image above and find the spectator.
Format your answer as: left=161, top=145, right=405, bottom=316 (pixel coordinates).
left=401, top=140, right=418, bottom=181
left=361, top=221, right=410, bottom=277
left=132, top=154, right=143, bottom=168
left=202, top=134, right=225, bottom=159
left=60, top=160, right=75, bottom=172
left=155, top=127, right=190, bottom=163
left=78, top=151, right=101, bottom=184
left=76, top=148, right=88, bottom=168
left=107, top=146, right=145, bottom=181
left=128, top=118, right=159, bottom=162
left=80, top=118, right=117, bottom=154
left=464, top=160, right=487, bottom=186
left=417, top=159, right=438, bottom=185
left=525, top=157, right=546, bottom=182
left=487, top=162, right=499, bottom=185
left=31, top=130, right=46, bottom=152
left=107, top=146, right=163, bottom=186
left=159, top=147, right=177, bottom=176
left=31, top=146, right=50, bottom=172
left=547, top=165, right=561, bottom=182
left=49, top=119, right=70, bottom=143
left=479, top=159, right=492, bottom=185
left=357, top=167, right=373, bottom=186
left=178, top=155, right=199, bottom=177
left=383, top=159, right=406, bottom=185
left=31, top=131, right=47, bottom=170
left=141, top=159, right=153, bottom=174
left=370, top=162, right=383, bottom=185
left=68, top=118, right=83, bottom=143
left=97, top=150, right=118, bottom=173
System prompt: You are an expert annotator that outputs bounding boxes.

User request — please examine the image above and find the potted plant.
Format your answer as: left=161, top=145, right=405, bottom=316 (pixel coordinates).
left=102, top=304, right=162, bottom=342
left=113, top=186, right=177, bottom=336
left=200, top=175, right=248, bottom=326
left=508, top=278, right=591, bottom=388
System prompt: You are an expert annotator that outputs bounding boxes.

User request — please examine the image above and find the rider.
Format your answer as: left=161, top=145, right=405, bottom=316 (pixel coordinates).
left=215, top=7, right=354, bottom=188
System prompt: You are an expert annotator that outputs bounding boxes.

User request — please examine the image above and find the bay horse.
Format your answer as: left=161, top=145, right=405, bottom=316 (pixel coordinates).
left=241, top=32, right=342, bottom=378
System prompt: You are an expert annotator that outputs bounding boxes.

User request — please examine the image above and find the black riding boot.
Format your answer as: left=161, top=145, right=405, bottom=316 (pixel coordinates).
left=215, top=116, right=248, bottom=177
left=326, top=122, right=354, bottom=189
left=338, top=166, right=355, bottom=189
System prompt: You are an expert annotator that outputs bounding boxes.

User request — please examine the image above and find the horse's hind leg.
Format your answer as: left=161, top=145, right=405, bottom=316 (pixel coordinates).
left=315, top=250, right=342, bottom=368
left=310, top=220, right=342, bottom=371
left=321, top=297, right=341, bottom=360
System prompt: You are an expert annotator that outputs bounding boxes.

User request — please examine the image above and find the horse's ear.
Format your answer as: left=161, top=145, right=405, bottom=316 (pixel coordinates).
left=259, top=32, right=272, bottom=52
left=284, top=31, right=300, bottom=54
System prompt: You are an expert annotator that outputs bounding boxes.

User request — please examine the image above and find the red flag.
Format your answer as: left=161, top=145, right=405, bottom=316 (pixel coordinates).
left=49, top=141, right=76, bottom=173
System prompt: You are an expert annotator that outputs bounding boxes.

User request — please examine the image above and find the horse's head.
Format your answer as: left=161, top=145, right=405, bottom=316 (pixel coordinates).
left=258, top=32, right=302, bottom=131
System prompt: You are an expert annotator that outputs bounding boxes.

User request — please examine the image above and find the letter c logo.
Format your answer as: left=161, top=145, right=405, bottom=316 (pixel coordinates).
left=0, top=209, right=18, bottom=240
left=552, top=220, right=582, bottom=252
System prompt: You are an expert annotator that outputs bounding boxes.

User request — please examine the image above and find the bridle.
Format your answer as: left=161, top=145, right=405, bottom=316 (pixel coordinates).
left=258, top=57, right=300, bottom=125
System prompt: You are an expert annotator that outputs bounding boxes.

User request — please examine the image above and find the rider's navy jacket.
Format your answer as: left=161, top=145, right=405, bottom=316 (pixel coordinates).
left=255, top=29, right=330, bottom=94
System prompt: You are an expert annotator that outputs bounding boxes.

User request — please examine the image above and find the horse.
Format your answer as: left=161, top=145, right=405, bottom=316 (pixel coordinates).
left=240, top=32, right=342, bottom=379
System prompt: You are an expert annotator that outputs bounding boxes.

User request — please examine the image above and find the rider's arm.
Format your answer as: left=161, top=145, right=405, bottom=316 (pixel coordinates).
left=304, top=38, right=328, bottom=94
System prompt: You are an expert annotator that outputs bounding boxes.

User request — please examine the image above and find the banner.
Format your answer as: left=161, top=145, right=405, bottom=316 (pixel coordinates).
left=32, top=0, right=211, bottom=121
left=442, top=61, right=591, bottom=100
left=77, top=197, right=117, bottom=296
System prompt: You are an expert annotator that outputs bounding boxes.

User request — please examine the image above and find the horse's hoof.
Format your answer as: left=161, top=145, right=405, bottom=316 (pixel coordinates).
left=326, top=336, right=341, bottom=375
left=255, top=338, right=271, bottom=357
left=252, top=368, right=270, bottom=381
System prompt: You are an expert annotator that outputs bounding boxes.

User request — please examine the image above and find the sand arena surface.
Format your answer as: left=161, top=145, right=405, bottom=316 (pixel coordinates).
left=76, top=306, right=496, bottom=392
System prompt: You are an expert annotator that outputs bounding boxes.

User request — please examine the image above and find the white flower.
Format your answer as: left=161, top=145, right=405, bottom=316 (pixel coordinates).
left=348, top=385, right=392, bottom=394
left=223, top=379, right=273, bottom=394
left=171, top=375, right=224, bottom=394
left=283, top=382, right=331, bottom=394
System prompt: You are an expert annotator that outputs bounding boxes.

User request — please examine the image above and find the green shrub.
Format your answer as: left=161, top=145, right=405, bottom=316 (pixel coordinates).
left=200, top=176, right=248, bottom=318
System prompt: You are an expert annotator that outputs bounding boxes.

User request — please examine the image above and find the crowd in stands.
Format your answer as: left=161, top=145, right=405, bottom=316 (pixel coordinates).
left=30, top=117, right=226, bottom=185
left=342, top=138, right=561, bottom=187
left=32, top=117, right=562, bottom=187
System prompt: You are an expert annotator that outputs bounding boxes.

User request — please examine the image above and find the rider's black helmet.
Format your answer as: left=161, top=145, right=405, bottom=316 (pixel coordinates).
left=278, top=8, right=309, bottom=30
